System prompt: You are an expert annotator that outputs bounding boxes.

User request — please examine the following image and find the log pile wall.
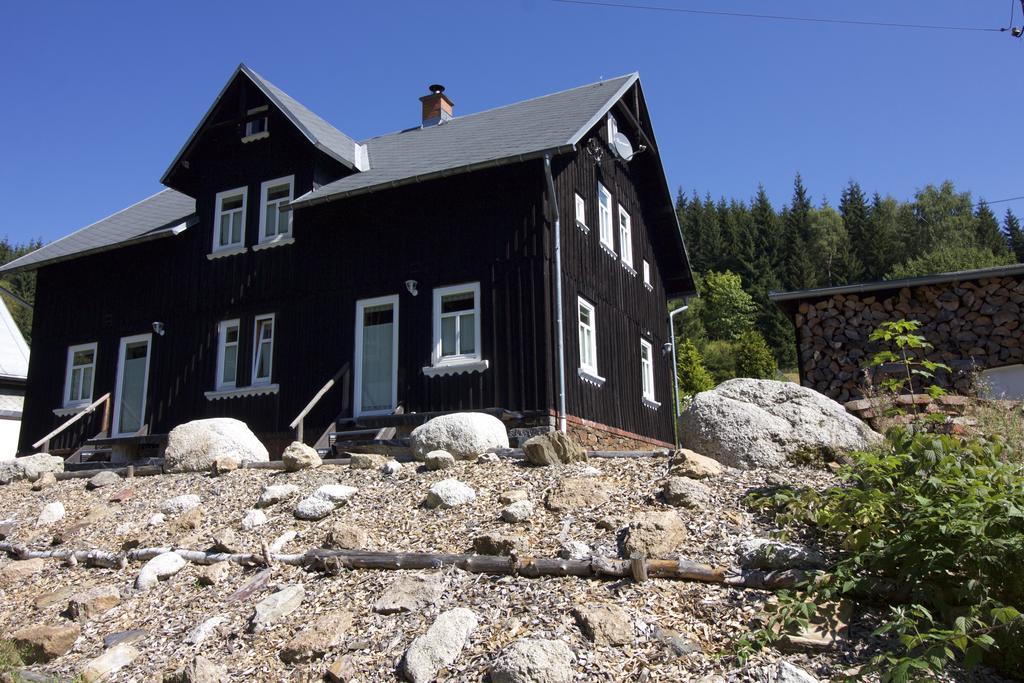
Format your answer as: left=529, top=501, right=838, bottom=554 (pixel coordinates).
left=792, top=274, right=1024, bottom=401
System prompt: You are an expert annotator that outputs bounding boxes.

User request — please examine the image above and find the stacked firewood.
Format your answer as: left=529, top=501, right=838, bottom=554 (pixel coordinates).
left=794, top=275, right=1024, bottom=401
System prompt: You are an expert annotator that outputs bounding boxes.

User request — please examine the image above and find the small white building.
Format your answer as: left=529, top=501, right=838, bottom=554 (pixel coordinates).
left=0, top=296, right=29, bottom=460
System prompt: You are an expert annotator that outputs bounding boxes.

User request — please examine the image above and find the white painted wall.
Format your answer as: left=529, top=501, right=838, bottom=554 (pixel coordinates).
left=980, top=365, right=1024, bottom=401
left=0, top=418, right=21, bottom=460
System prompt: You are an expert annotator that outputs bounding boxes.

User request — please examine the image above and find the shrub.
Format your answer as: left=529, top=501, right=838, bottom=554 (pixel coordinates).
left=866, top=319, right=950, bottom=407
left=734, top=330, right=777, bottom=379
left=743, top=429, right=1024, bottom=679
left=701, top=340, right=737, bottom=384
left=676, top=339, right=715, bottom=396
left=698, top=270, right=758, bottom=341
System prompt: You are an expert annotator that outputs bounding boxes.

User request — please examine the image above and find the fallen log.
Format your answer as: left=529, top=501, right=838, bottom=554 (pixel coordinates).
left=0, top=542, right=127, bottom=569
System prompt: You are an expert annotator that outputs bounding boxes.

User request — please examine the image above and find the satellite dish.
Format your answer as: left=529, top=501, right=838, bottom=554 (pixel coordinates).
left=612, top=131, right=634, bottom=160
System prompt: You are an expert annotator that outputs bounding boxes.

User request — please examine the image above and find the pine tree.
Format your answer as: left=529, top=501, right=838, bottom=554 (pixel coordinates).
left=1003, top=208, right=1024, bottom=262
left=839, top=181, right=869, bottom=281
left=974, top=200, right=1009, bottom=256
left=781, top=174, right=817, bottom=290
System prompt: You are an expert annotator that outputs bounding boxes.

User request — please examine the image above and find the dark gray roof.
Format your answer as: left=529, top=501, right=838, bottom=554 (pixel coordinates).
left=291, top=73, right=638, bottom=208
left=770, top=262, right=1024, bottom=304
left=160, top=64, right=366, bottom=186
left=0, top=189, right=195, bottom=274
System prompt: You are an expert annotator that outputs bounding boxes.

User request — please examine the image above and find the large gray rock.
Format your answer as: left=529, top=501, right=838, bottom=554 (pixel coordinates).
left=573, top=604, right=633, bottom=645
left=294, top=496, right=335, bottom=521
left=164, top=655, right=227, bottom=683
left=35, top=501, right=65, bottom=526
left=257, top=484, right=300, bottom=508
left=523, top=431, right=585, bottom=466
left=680, top=379, right=882, bottom=469
left=280, top=609, right=353, bottom=663
left=737, top=539, right=827, bottom=571
left=81, top=643, right=138, bottom=682
left=250, top=584, right=305, bottom=632
left=424, top=479, right=476, bottom=508
left=410, top=413, right=509, bottom=460
left=136, top=551, right=187, bottom=591
left=0, top=453, right=64, bottom=482
left=161, top=494, right=201, bottom=515
left=164, top=418, right=269, bottom=473
left=281, top=441, right=321, bottom=472
left=374, top=574, right=445, bottom=614
left=620, top=511, right=687, bottom=559
left=662, top=476, right=712, bottom=509
left=402, top=608, right=478, bottom=683
left=12, top=623, right=80, bottom=663
left=490, top=638, right=574, bottom=683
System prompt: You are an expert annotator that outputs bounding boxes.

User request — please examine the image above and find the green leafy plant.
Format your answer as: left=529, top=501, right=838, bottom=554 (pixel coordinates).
left=741, top=430, right=1024, bottom=680
left=676, top=339, right=715, bottom=396
left=734, top=330, right=777, bottom=379
left=867, top=319, right=951, bottom=410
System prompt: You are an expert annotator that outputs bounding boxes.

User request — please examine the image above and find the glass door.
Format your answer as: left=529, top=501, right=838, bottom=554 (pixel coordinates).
left=354, top=295, right=399, bottom=416
left=112, top=333, right=152, bottom=436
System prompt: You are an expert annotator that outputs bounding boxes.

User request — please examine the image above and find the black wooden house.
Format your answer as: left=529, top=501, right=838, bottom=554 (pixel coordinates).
left=3, top=65, right=694, bottom=460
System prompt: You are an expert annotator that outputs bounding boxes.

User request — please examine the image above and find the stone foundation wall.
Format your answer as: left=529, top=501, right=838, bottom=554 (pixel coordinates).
left=564, top=415, right=673, bottom=451
left=793, top=273, right=1024, bottom=401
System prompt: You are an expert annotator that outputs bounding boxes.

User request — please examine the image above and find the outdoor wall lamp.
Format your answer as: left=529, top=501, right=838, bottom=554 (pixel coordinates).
left=152, top=321, right=166, bottom=336
left=405, top=280, right=419, bottom=296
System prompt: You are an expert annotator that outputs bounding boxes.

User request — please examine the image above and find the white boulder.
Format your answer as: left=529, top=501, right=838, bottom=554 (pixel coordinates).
left=164, top=418, right=268, bottom=473
left=490, top=638, right=575, bottom=683
left=161, top=494, right=201, bottom=515
left=410, top=413, right=509, bottom=460
left=424, top=479, right=477, bottom=509
left=314, top=484, right=358, bottom=504
left=281, top=441, right=322, bottom=471
left=0, top=453, right=64, bottom=482
left=135, top=551, right=186, bottom=591
left=36, top=501, right=65, bottom=526
left=294, top=496, right=335, bottom=521
left=240, top=509, right=267, bottom=530
left=680, top=379, right=882, bottom=469
left=257, top=484, right=300, bottom=508
left=402, top=608, right=478, bottom=683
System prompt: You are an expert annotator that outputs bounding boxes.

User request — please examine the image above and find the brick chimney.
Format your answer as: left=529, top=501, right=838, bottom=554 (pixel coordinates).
left=419, top=84, right=453, bottom=127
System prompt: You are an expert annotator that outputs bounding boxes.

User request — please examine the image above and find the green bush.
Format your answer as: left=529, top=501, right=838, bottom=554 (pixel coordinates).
left=743, top=429, right=1024, bottom=680
left=676, top=339, right=715, bottom=396
left=698, top=270, right=758, bottom=341
left=734, top=330, right=777, bottom=379
left=701, top=340, right=737, bottom=384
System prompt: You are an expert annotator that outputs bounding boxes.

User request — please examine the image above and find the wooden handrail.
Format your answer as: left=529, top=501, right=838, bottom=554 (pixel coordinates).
left=34, top=392, right=111, bottom=450
left=290, top=363, right=349, bottom=442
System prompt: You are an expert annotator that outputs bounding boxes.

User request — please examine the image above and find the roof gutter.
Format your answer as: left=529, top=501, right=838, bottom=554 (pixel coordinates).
left=291, top=145, right=577, bottom=211
left=543, top=152, right=568, bottom=434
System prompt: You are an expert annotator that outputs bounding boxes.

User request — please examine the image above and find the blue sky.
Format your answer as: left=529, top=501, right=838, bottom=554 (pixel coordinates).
left=2, top=0, right=1022, bottom=245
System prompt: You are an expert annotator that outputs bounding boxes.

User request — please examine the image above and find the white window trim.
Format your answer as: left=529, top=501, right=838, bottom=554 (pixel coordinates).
left=258, top=175, right=294, bottom=244
left=251, top=313, right=275, bottom=386
left=62, top=342, right=97, bottom=408
left=577, top=296, right=602, bottom=385
left=212, top=186, right=248, bottom=254
left=206, top=245, right=248, bottom=260
left=354, top=295, right=400, bottom=416
left=607, top=113, right=618, bottom=143
left=574, top=193, right=589, bottom=233
left=215, top=319, right=240, bottom=391
left=640, top=338, right=657, bottom=406
left=111, top=333, right=152, bottom=438
left=643, top=260, right=652, bottom=290
left=205, top=384, right=279, bottom=401
left=429, top=282, right=484, bottom=369
left=597, top=183, right=614, bottom=252
left=619, top=205, right=634, bottom=270
left=251, top=236, right=295, bottom=251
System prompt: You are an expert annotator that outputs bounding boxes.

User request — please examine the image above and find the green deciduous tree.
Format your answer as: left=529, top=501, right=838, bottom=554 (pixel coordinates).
left=698, top=270, right=757, bottom=341
left=734, top=330, right=777, bottom=379
left=676, top=339, right=715, bottom=396
left=886, top=245, right=1016, bottom=280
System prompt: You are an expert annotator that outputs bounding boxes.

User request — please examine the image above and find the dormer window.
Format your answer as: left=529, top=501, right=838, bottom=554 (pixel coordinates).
left=242, top=106, right=269, bottom=142
left=257, top=176, right=294, bottom=247
left=210, top=187, right=247, bottom=257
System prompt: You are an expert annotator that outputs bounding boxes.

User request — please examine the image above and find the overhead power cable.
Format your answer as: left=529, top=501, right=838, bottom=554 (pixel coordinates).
left=552, top=0, right=1010, bottom=33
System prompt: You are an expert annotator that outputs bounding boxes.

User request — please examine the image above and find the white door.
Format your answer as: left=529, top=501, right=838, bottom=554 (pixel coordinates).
left=112, top=333, right=152, bottom=436
left=354, top=295, right=399, bottom=416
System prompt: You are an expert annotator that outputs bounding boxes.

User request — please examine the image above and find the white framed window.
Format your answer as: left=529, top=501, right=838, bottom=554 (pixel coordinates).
left=574, top=193, right=588, bottom=233
left=640, top=339, right=655, bottom=403
left=252, top=314, right=275, bottom=385
left=607, top=113, right=618, bottom=143
left=258, top=176, right=294, bottom=244
left=243, top=106, right=269, bottom=142
left=215, top=319, right=240, bottom=390
left=63, top=342, right=97, bottom=408
left=432, top=283, right=481, bottom=366
left=643, top=260, right=652, bottom=289
left=597, top=182, right=614, bottom=251
left=213, top=187, right=247, bottom=253
left=577, top=297, right=598, bottom=377
left=619, top=206, right=633, bottom=270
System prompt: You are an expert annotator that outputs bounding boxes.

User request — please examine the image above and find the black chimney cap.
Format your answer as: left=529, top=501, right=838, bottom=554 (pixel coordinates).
left=428, top=84, right=445, bottom=95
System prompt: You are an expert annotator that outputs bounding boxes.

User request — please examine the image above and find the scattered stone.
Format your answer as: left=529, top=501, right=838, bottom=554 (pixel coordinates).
left=373, top=574, right=444, bottom=614
left=326, top=654, right=357, bottom=682
left=473, top=532, right=526, bottom=556
left=172, top=506, right=203, bottom=531
left=108, top=487, right=135, bottom=503
left=12, top=623, right=80, bottom=663
left=197, top=562, right=231, bottom=587
left=544, top=477, right=611, bottom=511
left=324, top=522, right=368, bottom=549
left=164, top=417, right=269, bottom=473
left=81, top=643, right=138, bottom=682
left=668, top=448, right=724, bottom=479
left=31, top=471, right=57, bottom=491
left=621, top=511, right=687, bottom=559
left=209, top=528, right=239, bottom=553
left=489, top=638, right=574, bottom=683
left=410, top=412, right=509, bottom=460
left=523, top=430, right=586, bottom=466
left=86, top=470, right=121, bottom=490
left=349, top=453, right=387, bottom=470
left=294, top=496, right=334, bottom=521
left=382, top=460, right=403, bottom=476
left=240, top=509, right=267, bottom=530
left=596, top=516, right=625, bottom=531
left=762, top=660, right=819, bottom=683
left=424, top=479, right=477, bottom=508
left=559, top=540, right=591, bottom=560
left=161, top=494, right=201, bottom=515
left=477, top=452, right=500, bottom=463
left=680, top=379, right=882, bottom=469
left=33, top=585, right=77, bottom=610
left=103, top=629, right=147, bottom=649
left=573, top=604, right=633, bottom=645
left=147, top=513, right=166, bottom=527
left=402, top=608, right=478, bottom=683
left=282, top=441, right=322, bottom=471
left=577, top=465, right=602, bottom=477
left=279, top=609, right=353, bottom=663
left=425, top=450, right=456, bottom=471
left=0, top=519, right=16, bottom=539
left=501, top=500, right=535, bottom=523
left=35, top=501, right=65, bottom=526
left=250, top=584, right=305, bottom=632
left=164, top=655, right=227, bottom=683
left=185, top=616, right=228, bottom=645
left=136, top=551, right=187, bottom=591
left=257, top=484, right=300, bottom=507
left=652, top=626, right=702, bottom=657
left=68, top=585, right=121, bottom=622
left=662, top=476, right=712, bottom=508
left=212, top=455, right=240, bottom=475
left=498, top=490, right=528, bottom=504
left=737, top=539, right=827, bottom=571
left=0, top=558, right=46, bottom=585
left=0, top=453, right=64, bottom=482
left=314, top=484, right=358, bottom=504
